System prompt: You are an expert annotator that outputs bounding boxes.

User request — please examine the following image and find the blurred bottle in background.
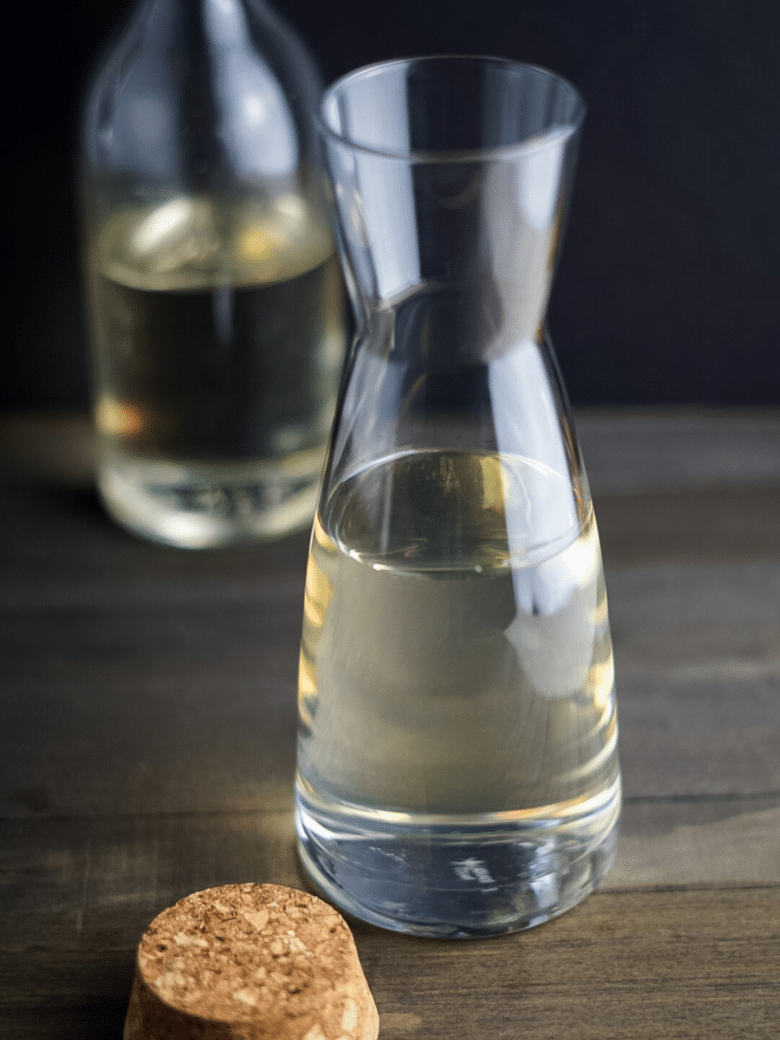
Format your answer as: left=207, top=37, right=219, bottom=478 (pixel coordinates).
left=80, top=0, right=346, bottom=548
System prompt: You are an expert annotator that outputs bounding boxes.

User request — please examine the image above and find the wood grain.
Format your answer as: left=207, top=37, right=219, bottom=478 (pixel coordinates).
left=1, top=890, right=777, bottom=1038
left=1, top=802, right=777, bottom=954
left=1, top=411, right=779, bottom=1039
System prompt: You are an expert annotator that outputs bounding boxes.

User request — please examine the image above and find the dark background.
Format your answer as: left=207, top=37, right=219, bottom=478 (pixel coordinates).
left=3, top=0, right=779, bottom=411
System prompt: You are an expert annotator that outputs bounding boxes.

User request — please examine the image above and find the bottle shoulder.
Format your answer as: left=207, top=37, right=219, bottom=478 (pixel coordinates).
left=81, top=0, right=322, bottom=180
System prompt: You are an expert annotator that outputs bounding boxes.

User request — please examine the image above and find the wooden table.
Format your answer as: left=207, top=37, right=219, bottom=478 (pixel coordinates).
left=1, top=410, right=778, bottom=1038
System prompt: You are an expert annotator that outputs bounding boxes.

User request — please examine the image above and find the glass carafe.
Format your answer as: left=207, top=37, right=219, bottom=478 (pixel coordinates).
left=295, top=57, right=621, bottom=937
left=80, top=0, right=346, bottom=548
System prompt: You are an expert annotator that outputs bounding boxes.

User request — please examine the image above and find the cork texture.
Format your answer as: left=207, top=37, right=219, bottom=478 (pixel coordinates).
left=123, top=883, right=379, bottom=1040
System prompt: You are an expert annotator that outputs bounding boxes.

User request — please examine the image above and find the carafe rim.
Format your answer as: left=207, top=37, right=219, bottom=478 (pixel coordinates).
left=319, top=54, right=586, bottom=165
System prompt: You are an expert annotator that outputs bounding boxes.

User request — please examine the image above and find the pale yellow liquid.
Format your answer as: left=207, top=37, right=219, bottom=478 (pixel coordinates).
left=85, top=194, right=345, bottom=546
left=298, top=450, right=619, bottom=818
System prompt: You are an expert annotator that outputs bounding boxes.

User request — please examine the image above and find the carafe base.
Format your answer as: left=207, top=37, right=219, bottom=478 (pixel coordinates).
left=295, top=775, right=621, bottom=938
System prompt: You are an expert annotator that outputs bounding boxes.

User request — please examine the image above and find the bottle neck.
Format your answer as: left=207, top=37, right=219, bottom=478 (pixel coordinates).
left=83, top=0, right=323, bottom=197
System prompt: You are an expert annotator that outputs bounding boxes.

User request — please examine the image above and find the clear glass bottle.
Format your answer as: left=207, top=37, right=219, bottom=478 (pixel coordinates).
left=80, top=0, right=346, bottom=548
left=296, top=57, right=621, bottom=937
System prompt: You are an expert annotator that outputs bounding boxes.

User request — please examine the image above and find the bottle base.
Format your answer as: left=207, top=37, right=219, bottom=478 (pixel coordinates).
left=295, top=777, right=621, bottom=938
left=97, top=449, right=324, bottom=548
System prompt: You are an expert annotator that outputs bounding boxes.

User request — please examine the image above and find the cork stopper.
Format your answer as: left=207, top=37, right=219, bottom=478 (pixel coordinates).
left=123, top=883, right=379, bottom=1040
